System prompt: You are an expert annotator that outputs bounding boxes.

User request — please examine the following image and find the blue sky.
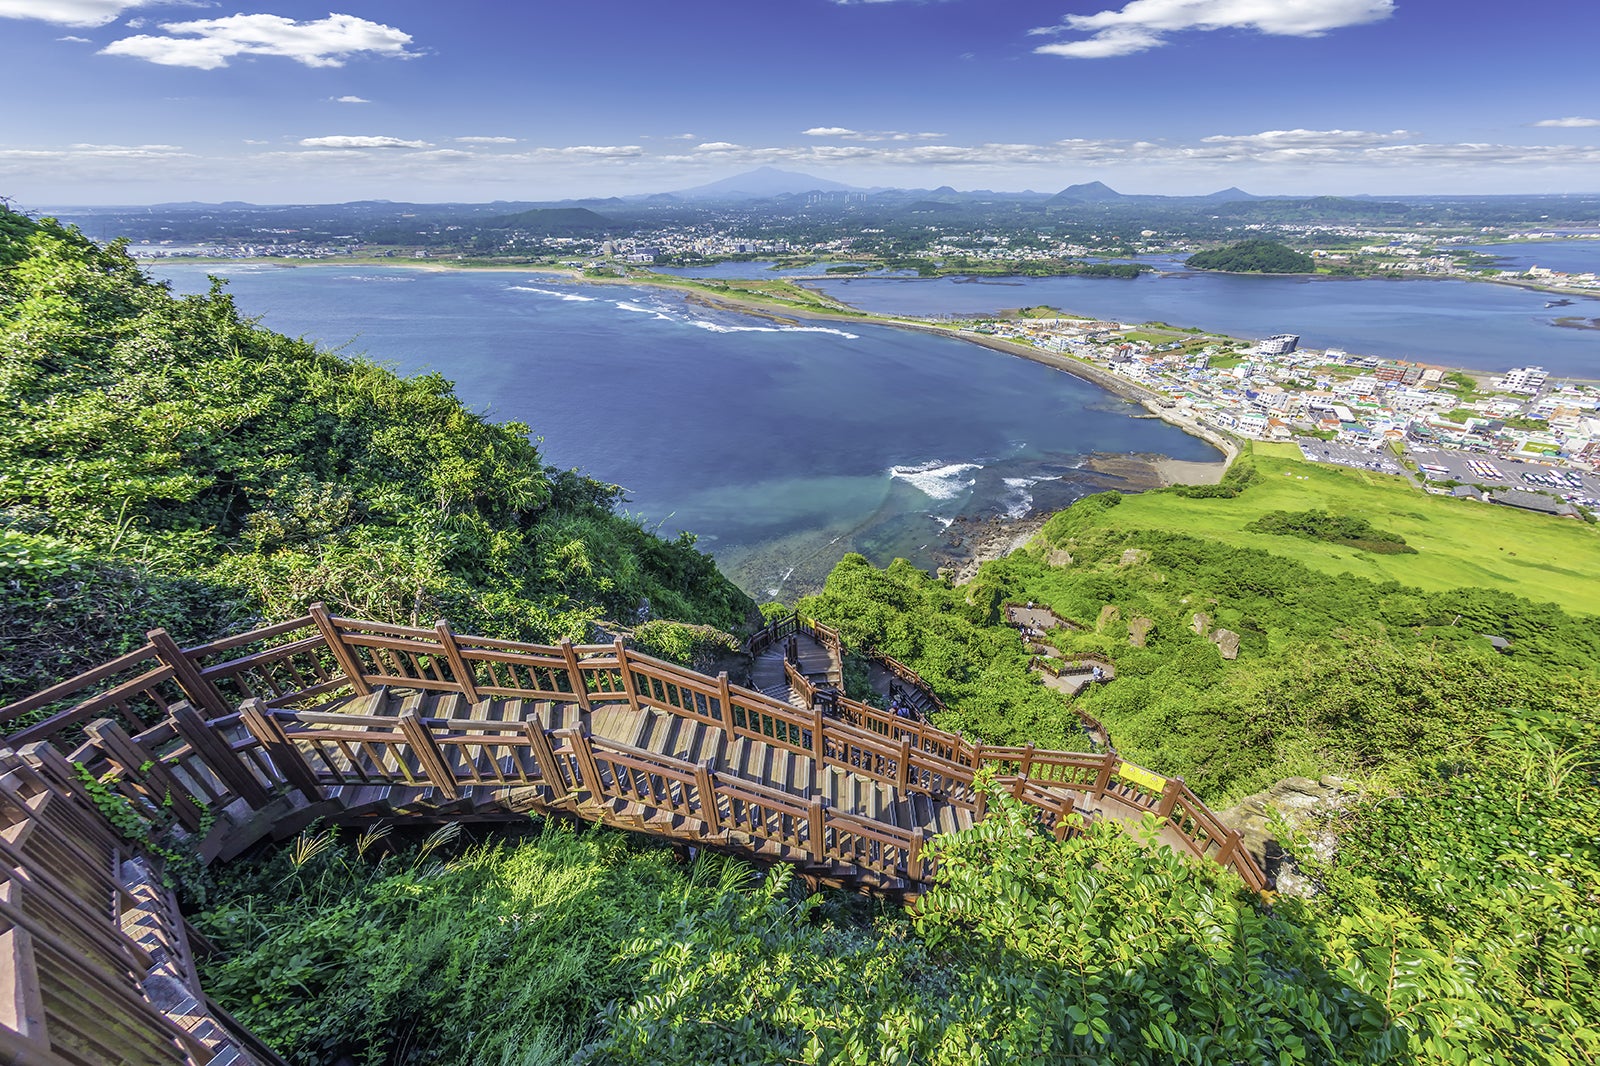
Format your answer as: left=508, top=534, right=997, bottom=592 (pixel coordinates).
left=2, top=0, right=1598, bottom=204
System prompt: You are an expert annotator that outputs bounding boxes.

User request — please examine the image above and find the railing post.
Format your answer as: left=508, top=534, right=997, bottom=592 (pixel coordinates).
left=895, top=736, right=912, bottom=792
left=83, top=719, right=206, bottom=831
left=238, top=699, right=323, bottom=801
left=613, top=640, right=639, bottom=712
left=811, top=703, right=826, bottom=762
left=145, top=628, right=231, bottom=718
left=310, top=603, right=369, bottom=696
left=169, top=703, right=271, bottom=808
left=907, top=826, right=930, bottom=881
left=1092, top=753, right=1116, bottom=799
left=434, top=620, right=480, bottom=704
left=560, top=726, right=606, bottom=799
left=694, top=760, right=721, bottom=835
left=1156, top=777, right=1183, bottom=820
left=808, top=796, right=826, bottom=862
left=1020, top=742, right=1036, bottom=779
left=521, top=719, right=569, bottom=802
left=561, top=640, right=592, bottom=711
left=398, top=708, right=460, bottom=800
left=717, top=671, right=734, bottom=728
left=1214, top=830, right=1240, bottom=867
left=974, top=788, right=988, bottom=820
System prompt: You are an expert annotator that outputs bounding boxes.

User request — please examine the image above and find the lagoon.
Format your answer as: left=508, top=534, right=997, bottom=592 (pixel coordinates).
left=656, top=256, right=1599, bottom=377
left=152, top=263, right=1217, bottom=597
left=806, top=265, right=1600, bottom=378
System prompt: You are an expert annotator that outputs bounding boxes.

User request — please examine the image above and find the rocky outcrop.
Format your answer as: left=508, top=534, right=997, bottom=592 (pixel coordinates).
left=1212, top=628, right=1240, bottom=660
left=1218, top=776, right=1351, bottom=897
left=1047, top=549, right=1074, bottom=567
left=1128, top=616, right=1155, bottom=647
left=1191, top=611, right=1211, bottom=637
left=1096, top=604, right=1121, bottom=632
left=1119, top=548, right=1149, bottom=567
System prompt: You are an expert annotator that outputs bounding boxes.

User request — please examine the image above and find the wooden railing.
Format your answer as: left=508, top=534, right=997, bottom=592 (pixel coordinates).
left=0, top=607, right=1267, bottom=894
left=0, top=605, right=1269, bottom=1064
left=0, top=750, right=283, bottom=1066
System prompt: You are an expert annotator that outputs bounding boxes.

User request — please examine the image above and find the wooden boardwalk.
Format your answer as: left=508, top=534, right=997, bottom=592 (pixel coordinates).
left=0, top=606, right=1264, bottom=1065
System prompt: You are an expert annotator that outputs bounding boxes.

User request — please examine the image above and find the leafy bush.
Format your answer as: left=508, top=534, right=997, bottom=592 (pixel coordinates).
left=630, top=619, right=740, bottom=671
left=1245, top=509, right=1415, bottom=554
left=0, top=208, right=753, bottom=700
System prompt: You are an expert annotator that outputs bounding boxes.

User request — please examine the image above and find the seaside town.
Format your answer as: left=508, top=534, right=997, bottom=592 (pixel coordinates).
left=970, top=313, right=1600, bottom=517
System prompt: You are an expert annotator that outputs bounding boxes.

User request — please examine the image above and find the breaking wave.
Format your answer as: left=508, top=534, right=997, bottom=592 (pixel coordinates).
left=508, top=285, right=595, bottom=302
left=690, top=320, right=859, bottom=340
left=889, top=461, right=981, bottom=501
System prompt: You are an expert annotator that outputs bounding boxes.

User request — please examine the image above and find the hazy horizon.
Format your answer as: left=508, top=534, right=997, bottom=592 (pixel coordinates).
left=3, top=0, right=1599, bottom=205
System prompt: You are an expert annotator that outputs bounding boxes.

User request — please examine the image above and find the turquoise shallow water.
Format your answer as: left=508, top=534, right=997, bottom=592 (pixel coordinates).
left=152, top=263, right=1217, bottom=596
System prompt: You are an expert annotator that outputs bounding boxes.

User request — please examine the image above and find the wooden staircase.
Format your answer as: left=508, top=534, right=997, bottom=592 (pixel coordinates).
left=0, top=605, right=1269, bottom=1066
left=193, top=688, right=976, bottom=888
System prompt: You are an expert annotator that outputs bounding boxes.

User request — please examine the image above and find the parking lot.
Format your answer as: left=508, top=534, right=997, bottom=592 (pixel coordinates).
left=1295, top=438, right=1405, bottom=476
left=1406, top=445, right=1600, bottom=507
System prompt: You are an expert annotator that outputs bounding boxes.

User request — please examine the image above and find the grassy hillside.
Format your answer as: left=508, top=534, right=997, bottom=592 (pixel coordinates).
left=1102, top=443, right=1600, bottom=615
left=0, top=208, right=753, bottom=700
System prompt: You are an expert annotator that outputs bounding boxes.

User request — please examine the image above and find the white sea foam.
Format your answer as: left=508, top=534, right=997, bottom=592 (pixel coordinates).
left=689, top=320, right=859, bottom=340
left=338, top=274, right=414, bottom=283
left=509, top=285, right=595, bottom=302
left=1001, top=475, right=1063, bottom=519
left=929, top=515, right=955, bottom=530
left=889, top=461, right=981, bottom=501
left=614, top=300, right=669, bottom=316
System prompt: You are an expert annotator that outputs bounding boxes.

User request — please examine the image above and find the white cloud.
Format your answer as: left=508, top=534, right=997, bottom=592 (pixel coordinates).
left=1533, top=116, right=1600, bottom=128
left=100, top=13, right=417, bottom=69
left=332, top=94, right=370, bottom=104
left=550, top=145, right=643, bottom=157
left=0, top=0, right=153, bottom=27
left=1033, top=0, right=1394, bottom=58
left=803, top=126, right=945, bottom=142
left=695, top=141, right=743, bottom=151
left=56, top=33, right=90, bottom=41
left=456, top=135, right=518, bottom=144
left=299, top=135, right=429, bottom=149
left=1200, top=128, right=1412, bottom=148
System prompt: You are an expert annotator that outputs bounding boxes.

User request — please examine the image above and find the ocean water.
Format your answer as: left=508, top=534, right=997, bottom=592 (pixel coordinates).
left=806, top=267, right=1600, bottom=377
left=1463, top=239, right=1600, bottom=276
left=151, top=263, right=1217, bottom=596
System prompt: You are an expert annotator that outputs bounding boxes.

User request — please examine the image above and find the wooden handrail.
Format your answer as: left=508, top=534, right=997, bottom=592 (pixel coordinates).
left=2, top=607, right=1268, bottom=894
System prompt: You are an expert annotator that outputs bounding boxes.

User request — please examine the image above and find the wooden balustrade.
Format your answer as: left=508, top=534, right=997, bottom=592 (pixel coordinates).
left=0, top=605, right=1273, bottom=1064
left=0, top=750, right=284, bottom=1066
left=2, top=606, right=1267, bottom=895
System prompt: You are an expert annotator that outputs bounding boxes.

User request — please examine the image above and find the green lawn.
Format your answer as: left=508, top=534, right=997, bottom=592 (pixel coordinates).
left=1101, top=443, right=1600, bottom=615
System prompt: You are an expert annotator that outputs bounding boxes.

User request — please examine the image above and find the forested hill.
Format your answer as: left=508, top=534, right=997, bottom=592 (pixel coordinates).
left=0, top=208, right=753, bottom=700
left=1186, top=239, right=1315, bottom=273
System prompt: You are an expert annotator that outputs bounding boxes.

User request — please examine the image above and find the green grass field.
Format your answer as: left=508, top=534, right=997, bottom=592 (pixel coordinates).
left=1102, top=443, right=1600, bottom=615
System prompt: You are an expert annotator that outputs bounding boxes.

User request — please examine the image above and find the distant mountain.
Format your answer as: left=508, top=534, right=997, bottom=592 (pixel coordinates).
left=673, top=166, right=859, bottom=200
left=483, top=206, right=614, bottom=234
left=1049, top=181, right=1125, bottom=203
left=1201, top=187, right=1261, bottom=202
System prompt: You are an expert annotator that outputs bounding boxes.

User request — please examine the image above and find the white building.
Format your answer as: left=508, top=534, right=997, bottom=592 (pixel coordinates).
left=1258, top=334, right=1300, bottom=356
left=1499, top=366, right=1549, bottom=394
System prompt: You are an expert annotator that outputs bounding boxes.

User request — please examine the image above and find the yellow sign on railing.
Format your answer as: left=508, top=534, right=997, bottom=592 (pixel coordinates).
left=1116, top=761, right=1166, bottom=793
